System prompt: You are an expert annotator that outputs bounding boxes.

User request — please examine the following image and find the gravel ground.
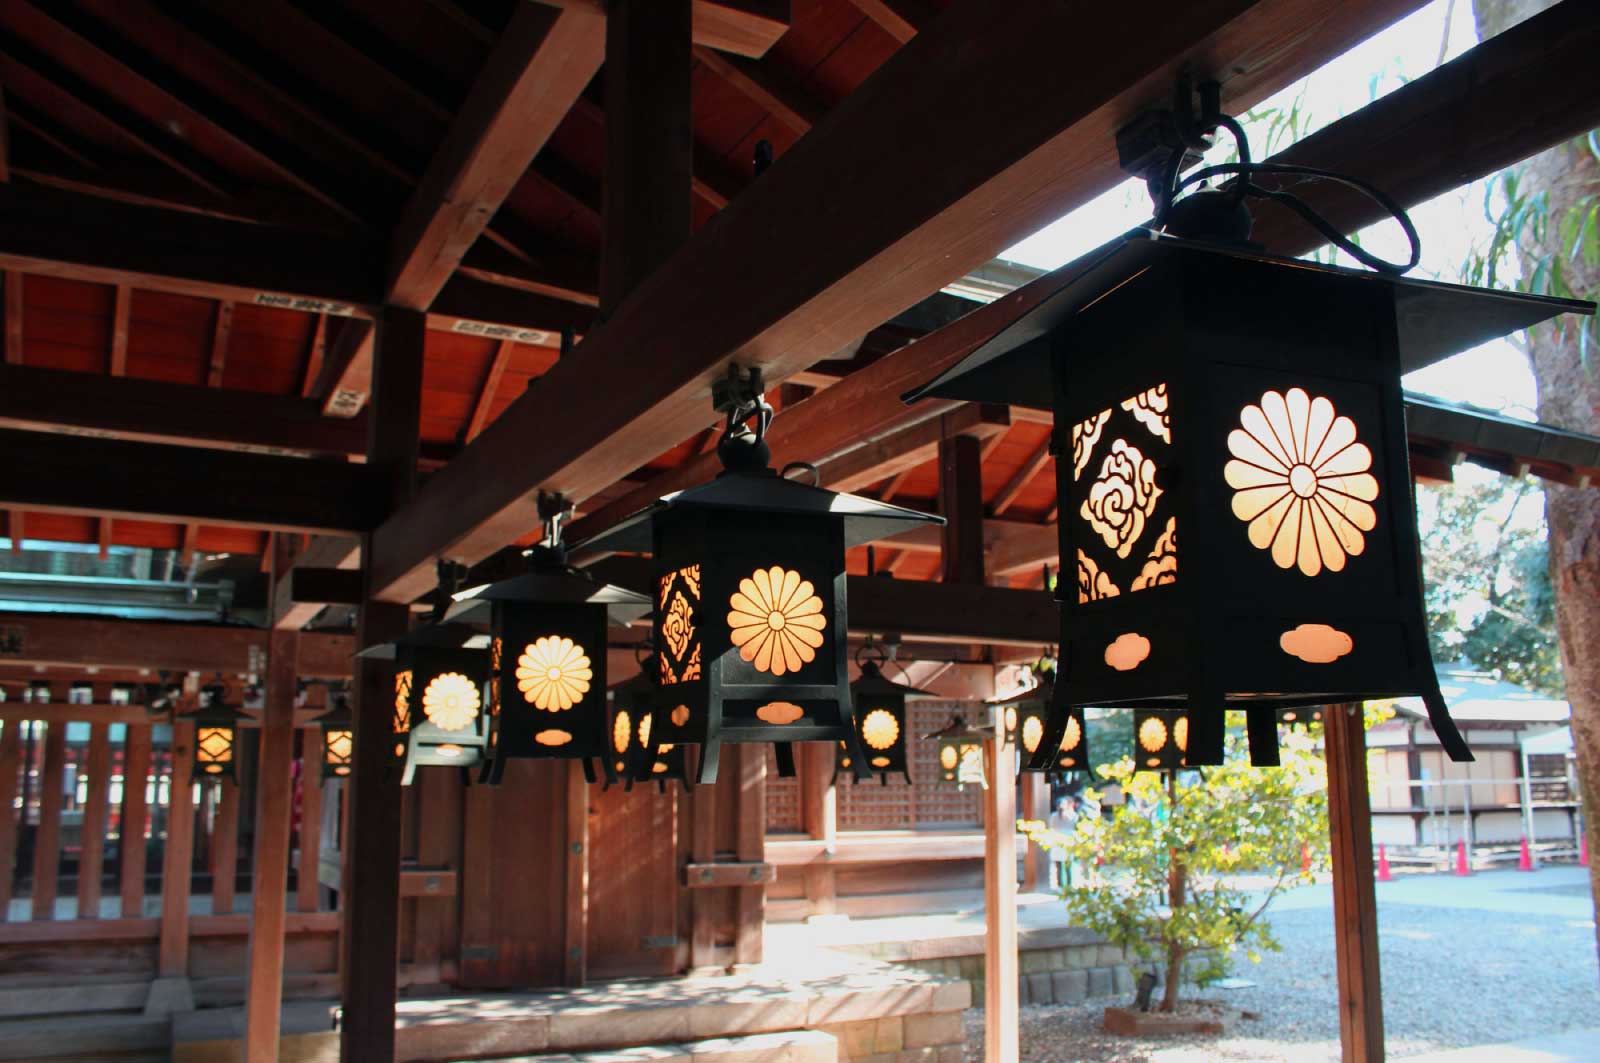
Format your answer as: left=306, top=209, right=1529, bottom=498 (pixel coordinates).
left=962, top=896, right=1600, bottom=1061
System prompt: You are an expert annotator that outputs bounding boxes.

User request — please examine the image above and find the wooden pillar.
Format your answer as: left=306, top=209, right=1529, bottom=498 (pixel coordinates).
left=211, top=779, right=240, bottom=914
left=1325, top=702, right=1384, bottom=1063
left=244, top=630, right=299, bottom=1062
left=1018, top=773, right=1049, bottom=894
left=341, top=305, right=424, bottom=1062
left=800, top=742, right=837, bottom=916
left=600, top=0, right=693, bottom=314
left=564, top=761, right=589, bottom=985
left=939, top=434, right=985, bottom=585
left=298, top=730, right=324, bottom=915
left=119, top=724, right=153, bottom=918
left=687, top=786, right=718, bottom=972
left=0, top=722, right=21, bottom=920
left=983, top=717, right=1019, bottom=1063
left=76, top=722, right=112, bottom=918
left=734, top=744, right=767, bottom=966
left=31, top=720, right=67, bottom=920
left=159, top=721, right=197, bottom=976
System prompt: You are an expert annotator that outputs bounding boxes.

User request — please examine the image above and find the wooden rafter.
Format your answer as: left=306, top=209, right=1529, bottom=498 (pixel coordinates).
left=206, top=301, right=234, bottom=388
left=0, top=611, right=353, bottom=677
left=271, top=535, right=360, bottom=631
left=464, top=339, right=516, bottom=443
left=845, top=0, right=930, bottom=43
left=109, top=285, right=130, bottom=376
left=0, top=83, right=8, bottom=183
left=368, top=0, right=1425, bottom=602
left=692, top=45, right=825, bottom=135
left=988, top=437, right=1052, bottom=517
left=311, top=319, right=376, bottom=418
left=386, top=2, right=605, bottom=310
left=2, top=269, right=19, bottom=363
left=813, top=403, right=1009, bottom=495
left=300, top=314, right=327, bottom=398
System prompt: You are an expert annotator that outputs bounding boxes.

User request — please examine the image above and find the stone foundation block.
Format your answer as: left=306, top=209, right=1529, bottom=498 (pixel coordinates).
left=903, top=1011, right=963, bottom=1051
left=872, top=1017, right=904, bottom=1054
left=1086, top=968, right=1114, bottom=998
left=1025, top=973, right=1052, bottom=1005
left=1050, top=969, right=1087, bottom=1004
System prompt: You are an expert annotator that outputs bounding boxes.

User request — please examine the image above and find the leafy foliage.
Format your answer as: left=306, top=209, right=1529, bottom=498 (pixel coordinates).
left=1020, top=716, right=1328, bottom=1009
left=1418, top=478, right=1562, bottom=695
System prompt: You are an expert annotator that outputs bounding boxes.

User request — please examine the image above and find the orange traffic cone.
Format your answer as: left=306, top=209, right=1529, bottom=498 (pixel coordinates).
left=1518, top=836, right=1534, bottom=872
left=1454, top=840, right=1471, bottom=876
left=1376, top=844, right=1393, bottom=882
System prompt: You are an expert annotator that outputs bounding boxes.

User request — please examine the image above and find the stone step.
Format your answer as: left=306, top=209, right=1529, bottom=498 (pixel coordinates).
left=446, top=1029, right=839, bottom=1063
left=0, top=1010, right=168, bottom=1061
left=0, top=978, right=150, bottom=1019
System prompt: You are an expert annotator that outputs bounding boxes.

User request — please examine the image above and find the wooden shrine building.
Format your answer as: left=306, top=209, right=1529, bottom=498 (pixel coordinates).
left=0, top=2, right=1598, bottom=1061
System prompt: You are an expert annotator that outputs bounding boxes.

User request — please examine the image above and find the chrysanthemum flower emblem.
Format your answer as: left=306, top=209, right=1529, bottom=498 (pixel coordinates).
left=1021, top=715, right=1044, bottom=754
left=421, top=672, right=480, bottom=731
left=1060, top=716, right=1082, bottom=753
left=1137, top=716, right=1168, bottom=754
left=727, top=566, right=826, bottom=675
left=861, top=709, right=900, bottom=751
left=612, top=709, right=632, bottom=754
left=515, top=636, right=592, bottom=711
left=1224, top=388, right=1379, bottom=577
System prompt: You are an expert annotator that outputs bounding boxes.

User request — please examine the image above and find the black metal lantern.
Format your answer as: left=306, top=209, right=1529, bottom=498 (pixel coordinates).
left=1008, top=668, right=1092, bottom=776
left=606, top=662, right=693, bottom=793
left=1276, top=705, right=1324, bottom=729
left=191, top=684, right=244, bottom=780
left=576, top=368, right=943, bottom=783
left=925, top=715, right=991, bottom=789
left=1132, top=708, right=1187, bottom=772
left=446, top=508, right=650, bottom=785
left=319, top=696, right=354, bottom=780
left=358, top=622, right=491, bottom=785
left=836, top=650, right=934, bottom=785
left=906, top=232, right=1593, bottom=768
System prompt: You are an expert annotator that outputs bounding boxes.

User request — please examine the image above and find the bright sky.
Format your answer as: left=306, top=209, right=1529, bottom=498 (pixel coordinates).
left=999, top=0, right=1537, bottom=420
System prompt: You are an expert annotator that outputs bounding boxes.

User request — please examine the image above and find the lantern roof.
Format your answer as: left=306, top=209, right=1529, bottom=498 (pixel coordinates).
left=922, top=714, right=994, bottom=742
left=851, top=660, right=938, bottom=700
left=574, top=468, right=944, bottom=555
left=902, top=231, right=1595, bottom=409
left=354, top=621, right=491, bottom=661
left=442, top=559, right=651, bottom=627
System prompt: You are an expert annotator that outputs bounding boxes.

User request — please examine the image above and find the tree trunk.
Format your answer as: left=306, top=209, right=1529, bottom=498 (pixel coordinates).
left=1472, top=0, right=1600, bottom=975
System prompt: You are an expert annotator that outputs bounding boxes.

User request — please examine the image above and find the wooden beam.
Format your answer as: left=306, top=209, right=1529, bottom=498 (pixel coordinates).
left=0, top=428, right=379, bottom=533
left=109, top=285, right=130, bottom=375
left=0, top=182, right=378, bottom=313
left=300, top=315, right=327, bottom=398
left=311, top=319, right=376, bottom=419
left=0, top=83, right=9, bottom=183
left=244, top=631, right=298, bottom=1063
left=565, top=760, right=589, bottom=985
left=119, top=725, right=152, bottom=918
left=0, top=722, right=21, bottom=921
left=989, top=437, right=1052, bottom=517
left=368, top=0, right=1424, bottom=602
left=0, top=362, right=373, bottom=457
left=693, top=46, right=824, bottom=136
left=846, top=0, right=929, bottom=43
left=159, top=720, right=196, bottom=976
left=601, top=0, right=694, bottom=314
left=271, top=536, right=361, bottom=631
left=30, top=719, right=66, bottom=919
left=0, top=613, right=353, bottom=677
left=340, top=302, right=425, bottom=1061
left=387, top=2, right=604, bottom=309
left=848, top=576, right=1055, bottom=646
left=76, top=722, right=112, bottom=919
left=1325, top=703, right=1384, bottom=1062
left=734, top=744, right=767, bottom=965
left=983, top=726, right=1019, bottom=1063
left=689, top=0, right=790, bottom=57
left=287, top=567, right=364, bottom=610
left=297, top=730, right=325, bottom=915
left=464, top=339, right=515, bottom=443
left=205, top=301, right=234, bottom=388
left=211, top=778, right=239, bottom=915
left=3, top=270, right=20, bottom=363
left=939, top=434, right=984, bottom=585
left=178, top=523, right=198, bottom=574
left=810, top=402, right=1009, bottom=497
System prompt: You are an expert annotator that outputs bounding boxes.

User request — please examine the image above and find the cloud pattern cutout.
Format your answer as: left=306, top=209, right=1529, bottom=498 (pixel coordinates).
left=1104, top=632, right=1151, bottom=672
left=1279, top=623, right=1354, bottom=664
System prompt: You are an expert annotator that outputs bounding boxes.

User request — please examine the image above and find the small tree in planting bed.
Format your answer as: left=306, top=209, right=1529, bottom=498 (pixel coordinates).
left=1023, top=713, right=1330, bottom=1012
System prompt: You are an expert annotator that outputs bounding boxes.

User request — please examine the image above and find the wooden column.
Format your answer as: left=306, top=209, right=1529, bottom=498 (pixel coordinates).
left=800, top=742, right=837, bottom=916
left=1019, top=772, right=1049, bottom=894
left=734, top=744, right=767, bottom=966
left=341, top=306, right=424, bottom=1062
left=687, top=786, right=718, bottom=972
left=298, top=730, right=324, bottom=915
left=31, top=720, right=67, bottom=920
left=938, top=434, right=985, bottom=585
left=564, top=761, right=589, bottom=985
left=600, top=0, right=693, bottom=313
left=1325, top=702, right=1384, bottom=1063
left=159, top=721, right=197, bottom=976
left=411, top=764, right=459, bottom=983
left=119, top=724, right=153, bottom=918
left=0, top=722, right=21, bottom=920
left=211, top=778, right=240, bottom=914
left=76, top=721, right=112, bottom=918
left=244, top=629, right=299, bottom=1062
left=983, top=719, right=1019, bottom=1063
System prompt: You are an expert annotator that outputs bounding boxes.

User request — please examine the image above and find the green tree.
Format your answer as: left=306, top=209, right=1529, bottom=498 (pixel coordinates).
left=1021, top=717, right=1328, bottom=1012
left=1418, top=477, right=1562, bottom=694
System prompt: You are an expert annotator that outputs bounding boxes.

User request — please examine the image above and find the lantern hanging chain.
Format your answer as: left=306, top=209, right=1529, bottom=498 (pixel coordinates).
left=1152, top=79, right=1421, bottom=275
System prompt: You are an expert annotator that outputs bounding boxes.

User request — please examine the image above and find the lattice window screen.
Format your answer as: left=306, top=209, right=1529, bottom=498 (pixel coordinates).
left=910, top=700, right=982, bottom=828
left=836, top=752, right=914, bottom=830
left=765, top=745, right=802, bottom=832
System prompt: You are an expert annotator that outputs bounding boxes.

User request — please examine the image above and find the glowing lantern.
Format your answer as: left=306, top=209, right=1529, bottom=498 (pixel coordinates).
left=835, top=652, right=935, bottom=785
left=1007, top=667, right=1092, bottom=776
left=607, top=662, right=693, bottom=792
left=1276, top=706, right=1324, bottom=729
left=905, top=232, right=1593, bottom=767
left=576, top=367, right=942, bottom=783
left=1133, top=708, right=1187, bottom=772
left=190, top=685, right=243, bottom=780
left=446, top=509, right=650, bottom=785
left=925, top=715, right=991, bottom=790
left=318, top=696, right=354, bottom=780
left=358, top=622, right=491, bottom=785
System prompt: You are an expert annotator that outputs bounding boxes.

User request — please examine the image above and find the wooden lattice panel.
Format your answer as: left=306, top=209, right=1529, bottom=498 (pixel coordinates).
left=910, top=701, right=982, bottom=828
left=836, top=766, right=914, bottom=830
left=764, top=745, right=802, bottom=833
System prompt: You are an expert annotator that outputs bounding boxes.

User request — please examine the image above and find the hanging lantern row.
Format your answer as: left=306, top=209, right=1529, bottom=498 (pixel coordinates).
left=357, top=619, right=492, bottom=786
left=190, top=684, right=244, bottom=780
left=605, top=660, right=692, bottom=792
left=924, top=715, right=992, bottom=789
left=904, top=84, right=1594, bottom=772
left=318, top=696, right=355, bottom=780
left=1006, top=664, right=1090, bottom=777
left=834, top=637, right=933, bottom=786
